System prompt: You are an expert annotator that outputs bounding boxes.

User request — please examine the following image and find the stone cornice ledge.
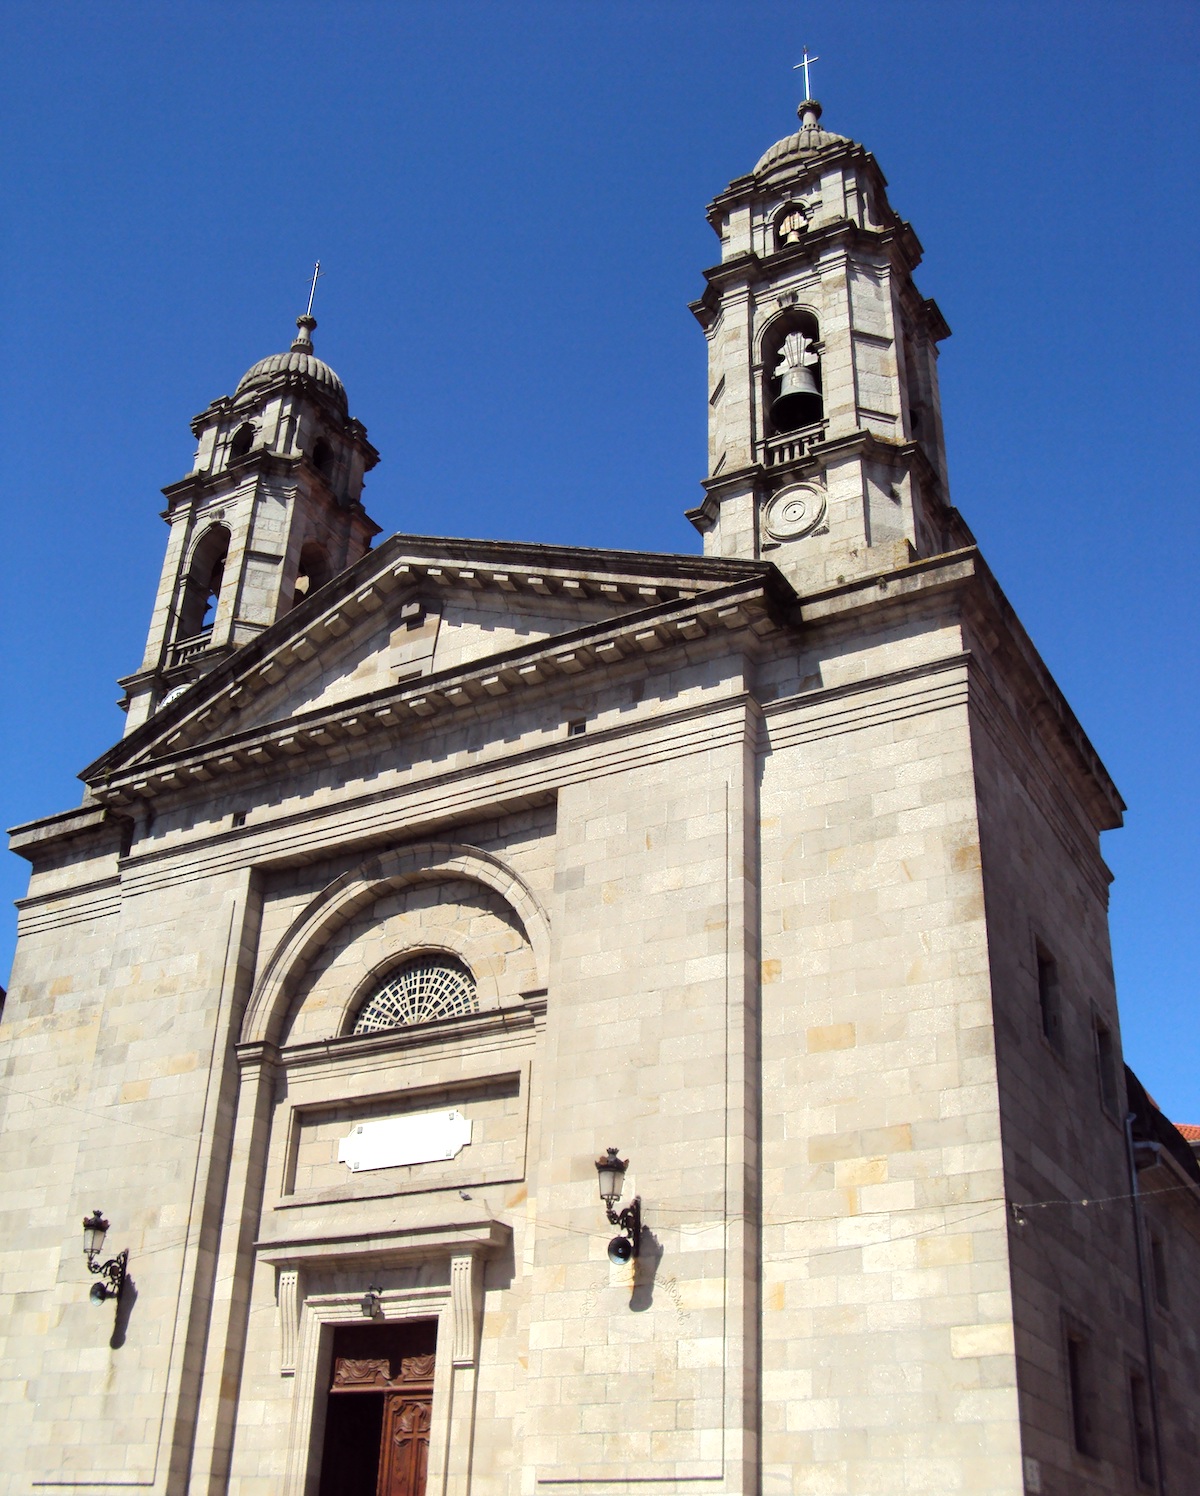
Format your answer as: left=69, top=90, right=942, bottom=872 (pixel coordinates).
left=255, top=1216, right=510, bottom=1268
left=8, top=804, right=131, bottom=861
left=692, top=430, right=948, bottom=515
left=277, top=996, right=545, bottom=1073
left=797, top=548, right=977, bottom=625
left=87, top=576, right=790, bottom=804
left=85, top=535, right=778, bottom=784
left=796, top=547, right=1123, bottom=831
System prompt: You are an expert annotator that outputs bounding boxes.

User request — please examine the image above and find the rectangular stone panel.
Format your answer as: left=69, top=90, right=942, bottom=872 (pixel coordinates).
left=281, top=1072, right=525, bottom=1204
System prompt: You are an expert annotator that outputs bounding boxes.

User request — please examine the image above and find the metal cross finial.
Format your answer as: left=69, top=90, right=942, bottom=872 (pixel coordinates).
left=305, top=260, right=323, bottom=318
left=793, top=47, right=819, bottom=101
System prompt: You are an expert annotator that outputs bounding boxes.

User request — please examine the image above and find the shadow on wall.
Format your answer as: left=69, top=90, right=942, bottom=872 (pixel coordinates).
left=629, top=1226, right=664, bottom=1313
left=110, top=1273, right=138, bottom=1350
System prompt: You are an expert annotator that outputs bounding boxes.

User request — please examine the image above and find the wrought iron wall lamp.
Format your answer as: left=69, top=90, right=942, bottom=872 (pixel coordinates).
left=360, top=1285, right=384, bottom=1319
left=595, top=1147, right=642, bottom=1264
left=82, top=1211, right=128, bottom=1303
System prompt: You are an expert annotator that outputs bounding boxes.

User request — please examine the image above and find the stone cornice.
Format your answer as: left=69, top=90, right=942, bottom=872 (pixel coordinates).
left=277, top=997, right=545, bottom=1075
left=704, top=140, right=890, bottom=222
left=83, top=572, right=791, bottom=806
left=117, top=644, right=237, bottom=696
left=23, top=535, right=1123, bottom=857
left=752, top=217, right=921, bottom=281
left=189, top=364, right=361, bottom=437
left=82, top=534, right=781, bottom=788
left=255, top=1216, right=511, bottom=1269
left=795, top=548, right=1125, bottom=832
left=162, top=452, right=303, bottom=507
left=96, top=701, right=748, bottom=894
left=692, top=429, right=950, bottom=512
left=691, top=217, right=923, bottom=328
left=160, top=454, right=379, bottom=526
left=8, top=804, right=131, bottom=861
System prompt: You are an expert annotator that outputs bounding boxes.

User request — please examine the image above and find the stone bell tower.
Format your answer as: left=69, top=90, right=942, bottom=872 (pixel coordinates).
left=688, top=95, right=971, bottom=591
left=119, top=313, right=380, bottom=734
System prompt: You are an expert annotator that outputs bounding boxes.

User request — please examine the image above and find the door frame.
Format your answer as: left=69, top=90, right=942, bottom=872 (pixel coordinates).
left=282, top=1264, right=482, bottom=1496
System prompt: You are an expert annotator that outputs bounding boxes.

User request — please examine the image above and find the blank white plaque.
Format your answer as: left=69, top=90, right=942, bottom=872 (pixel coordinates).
left=338, top=1108, right=473, bottom=1173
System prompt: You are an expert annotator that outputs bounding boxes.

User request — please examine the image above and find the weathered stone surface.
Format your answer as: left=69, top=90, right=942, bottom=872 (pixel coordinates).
left=2, top=97, right=1195, bottom=1496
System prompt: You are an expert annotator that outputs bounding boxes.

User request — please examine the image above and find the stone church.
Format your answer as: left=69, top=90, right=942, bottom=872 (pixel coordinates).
left=3, top=95, right=1198, bottom=1496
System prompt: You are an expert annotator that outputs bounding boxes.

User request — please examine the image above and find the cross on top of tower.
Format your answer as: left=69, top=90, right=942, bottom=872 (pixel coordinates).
left=292, top=262, right=323, bottom=353
left=792, top=47, right=819, bottom=103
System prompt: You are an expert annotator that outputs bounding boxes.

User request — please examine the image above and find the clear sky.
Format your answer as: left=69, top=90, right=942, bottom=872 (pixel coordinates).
left=2, top=2, right=1197, bottom=1117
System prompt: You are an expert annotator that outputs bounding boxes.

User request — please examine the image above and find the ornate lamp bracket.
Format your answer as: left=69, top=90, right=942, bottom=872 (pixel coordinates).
left=82, top=1210, right=128, bottom=1303
left=595, top=1147, right=643, bottom=1261
left=605, top=1194, right=643, bottom=1257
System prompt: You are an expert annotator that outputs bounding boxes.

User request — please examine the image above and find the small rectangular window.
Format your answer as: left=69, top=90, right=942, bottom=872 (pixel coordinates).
left=1094, top=1016, right=1119, bottom=1117
left=1037, top=943, right=1063, bottom=1052
left=1149, top=1230, right=1169, bottom=1311
left=1129, top=1370, right=1156, bottom=1486
left=1066, top=1329, right=1095, bottom=1456
left=566, top=718, right=587, bottom=737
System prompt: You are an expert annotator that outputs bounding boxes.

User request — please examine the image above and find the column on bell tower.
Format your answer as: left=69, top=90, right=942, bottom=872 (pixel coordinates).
left=119, top=314, right=380, bottom=734
left=688, top=99, right=968, bottom=593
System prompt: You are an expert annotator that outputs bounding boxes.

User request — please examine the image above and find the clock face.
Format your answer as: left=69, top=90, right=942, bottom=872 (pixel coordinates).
left=763, top=484, right=826, bottom=541
left=159, top=682, right=192, bottom=709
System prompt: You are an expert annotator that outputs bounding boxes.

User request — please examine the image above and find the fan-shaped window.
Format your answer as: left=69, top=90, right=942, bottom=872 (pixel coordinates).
left=229, top=423, right=255, bottom=460
left=352, top=955, right=477, bottom=1035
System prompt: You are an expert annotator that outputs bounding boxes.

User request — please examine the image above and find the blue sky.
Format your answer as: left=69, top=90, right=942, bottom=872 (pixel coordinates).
left=2, top=2, right=1197, bottom=1117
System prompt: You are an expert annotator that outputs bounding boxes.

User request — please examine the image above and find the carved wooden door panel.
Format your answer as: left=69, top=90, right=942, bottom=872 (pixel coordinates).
left=319, top=1327, right=437, bottom=1496
left=377, top=1392, right=432, bottom=1496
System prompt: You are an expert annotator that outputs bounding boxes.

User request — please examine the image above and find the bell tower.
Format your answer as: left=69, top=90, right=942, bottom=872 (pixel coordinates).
left=119, top=313, right=380, bottom=733
left=688, top=94, right=971, bottom=592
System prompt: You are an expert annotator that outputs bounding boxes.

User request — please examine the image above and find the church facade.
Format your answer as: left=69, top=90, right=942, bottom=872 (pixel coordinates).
left=3, top=98, right=1198, bottom=1496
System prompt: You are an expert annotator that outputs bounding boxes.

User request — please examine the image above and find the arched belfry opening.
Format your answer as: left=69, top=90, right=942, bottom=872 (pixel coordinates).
left=175, top=524, right=230, bottom=644
left=763, top=310, right=823, bottom=434
left=774, top=201, right=810, bottom=249
left=229, top=423, right=255, bottom=461
left=312, top=437, right=335, bottom=483
left=291, top=540, right=332, bottom=610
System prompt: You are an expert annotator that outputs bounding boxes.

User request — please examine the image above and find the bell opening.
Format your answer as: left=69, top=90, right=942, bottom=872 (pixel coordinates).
left=765, top=312, right=824, bottom=435
left=770, top=387, right=824, bottom=432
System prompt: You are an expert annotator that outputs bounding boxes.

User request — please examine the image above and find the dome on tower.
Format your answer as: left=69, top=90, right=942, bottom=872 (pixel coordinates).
left=754, top=100, right=849, bottom=177
left=235, top=314, right=347, bottom=410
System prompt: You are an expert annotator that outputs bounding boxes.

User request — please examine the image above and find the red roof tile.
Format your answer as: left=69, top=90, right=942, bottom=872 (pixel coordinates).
left=1176, top=1124, right=1200, bottom=1142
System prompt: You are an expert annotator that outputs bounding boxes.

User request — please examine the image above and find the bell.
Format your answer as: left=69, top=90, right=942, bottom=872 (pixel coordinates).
left=770, top=331, right=823, bottom=432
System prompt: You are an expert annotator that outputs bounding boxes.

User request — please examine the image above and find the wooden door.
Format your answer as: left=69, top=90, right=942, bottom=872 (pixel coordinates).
left=318, top=1324, right=437, bottom=1496
left=377, top=1391, right=432, bottom=1496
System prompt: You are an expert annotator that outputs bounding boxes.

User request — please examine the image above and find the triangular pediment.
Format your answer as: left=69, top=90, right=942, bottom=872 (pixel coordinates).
left=84, top=534, right=786, bottom=793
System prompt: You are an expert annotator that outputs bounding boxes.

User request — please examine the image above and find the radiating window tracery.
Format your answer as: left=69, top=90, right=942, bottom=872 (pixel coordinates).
left=352, top=955, right=477, bottom=1034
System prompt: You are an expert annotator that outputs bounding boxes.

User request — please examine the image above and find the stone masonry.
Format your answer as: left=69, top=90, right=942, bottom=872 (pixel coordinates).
left=2, top=97, right=1197, bottom=1496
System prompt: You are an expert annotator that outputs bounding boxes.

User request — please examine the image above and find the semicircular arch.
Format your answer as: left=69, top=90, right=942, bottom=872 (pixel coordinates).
left=754, top=303, right=821, bottom=366
left=241, top=841, right=551, bottom=1047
